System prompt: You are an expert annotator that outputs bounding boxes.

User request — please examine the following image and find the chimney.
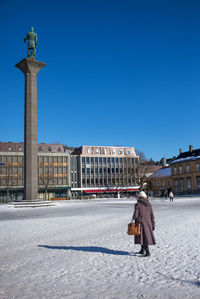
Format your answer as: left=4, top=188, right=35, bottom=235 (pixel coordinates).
left=189, top=145, right=193, bottom=152
left=179, top=148, right=182, bottom=154
left=161, top=157, right=167, bottom=167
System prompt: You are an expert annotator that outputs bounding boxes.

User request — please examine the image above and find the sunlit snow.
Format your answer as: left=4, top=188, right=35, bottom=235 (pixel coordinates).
left=0, top=197, right=200, bottom=299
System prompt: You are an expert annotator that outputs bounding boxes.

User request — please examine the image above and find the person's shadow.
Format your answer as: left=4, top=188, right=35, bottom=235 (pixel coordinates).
left=37, top=245, right=130, bottom=256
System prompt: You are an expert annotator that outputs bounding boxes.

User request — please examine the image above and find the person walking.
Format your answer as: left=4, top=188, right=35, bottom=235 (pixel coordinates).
left=169, top=191, right=174, bottom=202
left=132, top=191, right=156, bottom=257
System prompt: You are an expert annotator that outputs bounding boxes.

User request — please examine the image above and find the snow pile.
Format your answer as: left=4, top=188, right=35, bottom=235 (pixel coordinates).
left=0, top=197, right=200, bottom=299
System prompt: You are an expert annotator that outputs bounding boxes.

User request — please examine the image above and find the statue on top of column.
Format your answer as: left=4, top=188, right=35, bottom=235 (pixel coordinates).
left=24, top=27, right=37, bottom=59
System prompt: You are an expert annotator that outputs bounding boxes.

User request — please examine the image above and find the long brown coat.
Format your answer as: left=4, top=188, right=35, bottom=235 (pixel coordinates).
left=133, top=198, right=156, bottom=246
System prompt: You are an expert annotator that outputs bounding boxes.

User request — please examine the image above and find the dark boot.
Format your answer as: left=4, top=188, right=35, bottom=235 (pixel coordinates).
left=144, top=246, right=150, bottom=257
left=139, top=245, right=144, bottom=254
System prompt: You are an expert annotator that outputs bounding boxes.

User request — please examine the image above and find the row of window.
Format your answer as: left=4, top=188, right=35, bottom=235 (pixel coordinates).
left=39, top=168, right=67, bottom=174
left=39, top=147, right=62, bottom=152
left=39, top=157, right=68, bottom=163
left=1, top=146, right=63, bottom=152
left=38, top=178, right=68, bottom=185
left=153, top=180, right=171, bottom=187
left=0, top=156, right=68, bottom=163
left=82, top=178, right=133, bottom=185
left=82, top=157, right=136, bottom=164
left=0, top=156, right=23, bottom=162
left=173, top=162, right=200, bottom=175
left=82, top=167, right=129, bottom=174
left=174, top=176, right=200, bottom=190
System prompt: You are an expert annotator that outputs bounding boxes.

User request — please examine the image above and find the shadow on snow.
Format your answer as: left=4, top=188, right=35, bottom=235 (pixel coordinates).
left=37, top=245, right=130, bottom=256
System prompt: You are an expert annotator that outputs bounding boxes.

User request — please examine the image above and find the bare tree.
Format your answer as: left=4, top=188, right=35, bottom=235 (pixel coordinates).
left=127, top=150, right=161, bottom=192
left=135, top=149, right=147, bottom=164
left=0, top=162, right=17, bottom=202
left=39, top=164, right=55, bottom=200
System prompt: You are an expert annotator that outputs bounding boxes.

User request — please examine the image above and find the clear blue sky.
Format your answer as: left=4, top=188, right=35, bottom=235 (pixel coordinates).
left=1, top=0, right=200, bottom=161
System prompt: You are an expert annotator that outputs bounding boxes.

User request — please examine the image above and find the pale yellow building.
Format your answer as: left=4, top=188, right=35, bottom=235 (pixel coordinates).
left=170, top=146, right=200, bottom=194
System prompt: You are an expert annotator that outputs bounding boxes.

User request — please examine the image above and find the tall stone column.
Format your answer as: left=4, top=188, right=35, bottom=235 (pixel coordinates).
left=15, top=58, right=46, bottom=201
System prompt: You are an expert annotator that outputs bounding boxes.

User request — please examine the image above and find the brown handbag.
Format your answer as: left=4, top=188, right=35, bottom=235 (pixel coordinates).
left=127, top=223, right=141, bottom=236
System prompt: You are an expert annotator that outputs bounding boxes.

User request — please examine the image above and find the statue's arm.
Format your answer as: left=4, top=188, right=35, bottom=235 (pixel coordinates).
left=24, top=33, right=28, bottom=43
left=35, top=34, right=38, bottom=46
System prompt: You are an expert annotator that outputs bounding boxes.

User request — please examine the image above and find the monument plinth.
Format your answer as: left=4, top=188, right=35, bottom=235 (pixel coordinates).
left=15, top=58, right=46, bottom=201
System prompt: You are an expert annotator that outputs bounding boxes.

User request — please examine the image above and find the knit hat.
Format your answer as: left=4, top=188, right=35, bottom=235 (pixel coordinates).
left=138, top=191, right=147, bottom=199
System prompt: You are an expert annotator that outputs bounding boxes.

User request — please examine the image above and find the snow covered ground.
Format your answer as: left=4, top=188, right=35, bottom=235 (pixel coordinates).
left=0, top=197, right=200, bottom=299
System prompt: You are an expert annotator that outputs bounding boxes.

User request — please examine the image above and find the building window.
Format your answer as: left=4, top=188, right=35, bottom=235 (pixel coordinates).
left=196, top=176, right=200, bottom=189
left=95, top=157, right=98, bottom=164
left=99, top=158, right=102, bottom=164
left=95, top=167, right=98, bottom=174
left=86, top=157, right=89, bottom=163
left=48, top=147, right=52, bottom=152
left=186, top=177, right=191, bottom=189
left=87, top=168, right=90, bottom=174
left=58, top=147, right=62, bottom=152
left=120, top=158, right=122, bottom=163
left=196, top=163, right=200, bottom=172
left=186, top=164, right=190, bottom=173
left=174, top=179, right=178, bottom=190
left=103, top=158, right=106, bottom=164
left=82, top=157, right=85, bottom=163
left=116, top=158, right=118, bottom=163
left=112, top=158, right=114, bottom=163
left=179, top=165, right=182, bottom=174
left=82, top=168, right=85, bottom=174
left=179, top=178, right=184, bottom=189
left=91, top=157, right=94, bottom=163
left=173, top=167, right=177, bottom=175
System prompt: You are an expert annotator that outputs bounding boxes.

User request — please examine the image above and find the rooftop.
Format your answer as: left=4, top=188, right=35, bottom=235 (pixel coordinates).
left=171, top=147, right=200, bottom=164
left=150, top=167, right=171, bottom=178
